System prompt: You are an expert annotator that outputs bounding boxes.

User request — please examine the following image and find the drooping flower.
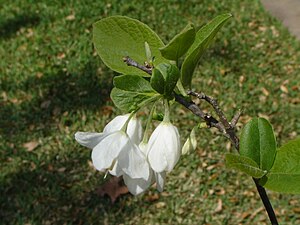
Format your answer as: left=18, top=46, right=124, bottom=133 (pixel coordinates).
left=122, top=142, right=166, bottom=194
left=75, top=114, right=142, bottom=148
left=147, top=121, right=181, bottom=173
left=75, top=114, right=149, bottom=180
left=140, top=141, right=167, bottom=192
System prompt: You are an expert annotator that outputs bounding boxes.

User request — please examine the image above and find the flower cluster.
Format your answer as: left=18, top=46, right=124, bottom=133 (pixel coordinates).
left=75, top=114, right=181, bottom=195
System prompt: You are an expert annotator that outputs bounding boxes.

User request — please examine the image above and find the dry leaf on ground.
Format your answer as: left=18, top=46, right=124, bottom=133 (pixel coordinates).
left=96, top=177, right=129, bottom=203
left=23, top=141, right=39, bottom=152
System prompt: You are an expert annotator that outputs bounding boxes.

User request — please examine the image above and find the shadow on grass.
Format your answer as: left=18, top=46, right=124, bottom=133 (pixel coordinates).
left=0, top=57, right=136, bottom=224
left=0, top=151, right=135, bottom=224
left=0, top=13, right=40, bottom=39
left=0, top=59, right=113, bottom=141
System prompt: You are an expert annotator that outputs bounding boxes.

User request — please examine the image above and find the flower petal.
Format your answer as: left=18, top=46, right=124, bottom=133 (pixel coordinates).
left=162, top=123, right=181, bottom=171
left=109, top=161, right=123, bottom=177
left=75, top=132, right=105, bottom=149
left=127, top=116, right=143, bottom=144
left=139, top=142, right=149, bottom=156
left=148, top=143, right=168, bottom=173
left=103, top=114, right=143, bottom=144
left=91, top=131, right=129, bottom=172
left=103, top=114, right=129, bottom=133
left=147, top=122, right=181, bottom=172
left=123, top=171, right=153, bottom=195
left=155, top=172, right=166, bottom=192
left=118, top=143, right=150, bottom=180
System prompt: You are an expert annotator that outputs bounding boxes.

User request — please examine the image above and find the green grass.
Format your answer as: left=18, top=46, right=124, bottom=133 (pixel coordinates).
left=1, top=0, right=300, bottom=224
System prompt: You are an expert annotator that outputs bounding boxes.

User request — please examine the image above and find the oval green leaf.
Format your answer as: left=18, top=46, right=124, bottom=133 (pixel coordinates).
left=225, top=153, right=267, bottom=178
left=114, top=74, right=154, bottom=92
left=159, top=23, right=196, bottom=61
left=93, top=16, right=167, bottom=76
left=111, top=75, right=160, bottom=112
left=181, top=13, right=232, bottom=88
left=260, top=138, right=300, bottom=194
left=111, top=88, right=159, bottom=112
left=240, top=118, right=276, bottom=171
left=150, top=63, right=179, bottom=98
left=150, top=67, right=166, bottom=94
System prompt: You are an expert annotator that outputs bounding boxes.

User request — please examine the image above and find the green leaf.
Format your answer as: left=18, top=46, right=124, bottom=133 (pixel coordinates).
left=111, top=88, right=159, bottom=112
left=240, top=118, right=276, bottom=171
left=150, top=67, right=165, bottom=94
left=93, top=16, right=168, bottom=76
left=145, top=42, right=152, bottom=63
left=114, top=74, right=154, bottom=93
left=181, top=13, right=232, bottom=88
left=159, top=23, right=196, bottom=60
left=150, top=63, right=180, bottom=98
left=225, top=153, right=267, bottom=178
left=111, top=75, right=159, bottom=112
left=260, top=138, right=300, bottom=194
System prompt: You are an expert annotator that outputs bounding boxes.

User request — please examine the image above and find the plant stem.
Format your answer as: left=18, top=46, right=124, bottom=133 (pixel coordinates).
left=254, top=179, right=279, bottom=225
left=163, top=99, right=170, bottom=122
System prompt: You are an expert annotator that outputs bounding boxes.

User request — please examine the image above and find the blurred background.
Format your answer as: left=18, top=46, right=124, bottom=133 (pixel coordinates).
left=1, top=0, right=300, bottom=224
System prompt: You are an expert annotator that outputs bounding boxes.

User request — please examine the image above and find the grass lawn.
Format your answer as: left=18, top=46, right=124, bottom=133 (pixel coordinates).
left=1, top=0, right=300, bottom=224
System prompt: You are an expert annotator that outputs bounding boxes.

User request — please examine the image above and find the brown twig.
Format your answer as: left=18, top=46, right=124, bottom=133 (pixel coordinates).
left=187, top=90, right=231, bottom=129
left=174, top=94, right=228, bottom=137
left=123, top=56, right=152, bottom=75
left=122, top=56, right=278, bottom=225
left=231, top=109, right=242, bottom=127
left=187, top=90, right=240, bottom=150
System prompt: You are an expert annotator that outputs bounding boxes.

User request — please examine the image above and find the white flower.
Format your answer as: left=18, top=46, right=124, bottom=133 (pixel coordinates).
left=102, top=114, right=143, bottom=145
left=123, top=171, right=153, bottom=195
left=122, top=142, right=166, bottom=195
left=147, top=121, right=181, bottom=173
left=122, top=142, right=153, bottom=195
left=75, top=114, right=142, bottom=148
left=75, top=114, right=149, bottom=179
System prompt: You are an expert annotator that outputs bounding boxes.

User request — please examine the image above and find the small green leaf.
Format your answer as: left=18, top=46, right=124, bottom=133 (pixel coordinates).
left=159, top=23, right=196, bottom=60
left=240, top=118, right=276, bottom=171
left=260, top=138, right=300, bottom=194
left=150, top=67, right=165, bottom=94
left=225, top=153, right=267, bottom=178
left=181, top=13, right=232, bottom=88
left=152, top=112, right=164, bottom=121
left=93, top=16, right=168, bottom=76
left=150, top=63, right=180, bottom=98
left=111, top=88, right=159, bottom=112
left=111, top=75, right=160, bottom=112
left=114, top=74, right=154, bottom=93
left=145, top=42, right=152, bottom=64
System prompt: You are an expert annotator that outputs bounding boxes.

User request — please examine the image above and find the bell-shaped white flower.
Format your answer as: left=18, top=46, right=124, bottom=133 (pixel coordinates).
left=122, top=142, right=153, bottom=195
left=75, top=114, right=147, bottom=178
left=103, top=114, right=142, bottom=145
left=147, top=121, right=181, bottom=173
left=75, top=114, right=142, bottom=148
left=122, top=142, right=167, bottom=195
left=91, top=131, right=150, bottom=179
left=141, top=141, right=166, bottom=192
